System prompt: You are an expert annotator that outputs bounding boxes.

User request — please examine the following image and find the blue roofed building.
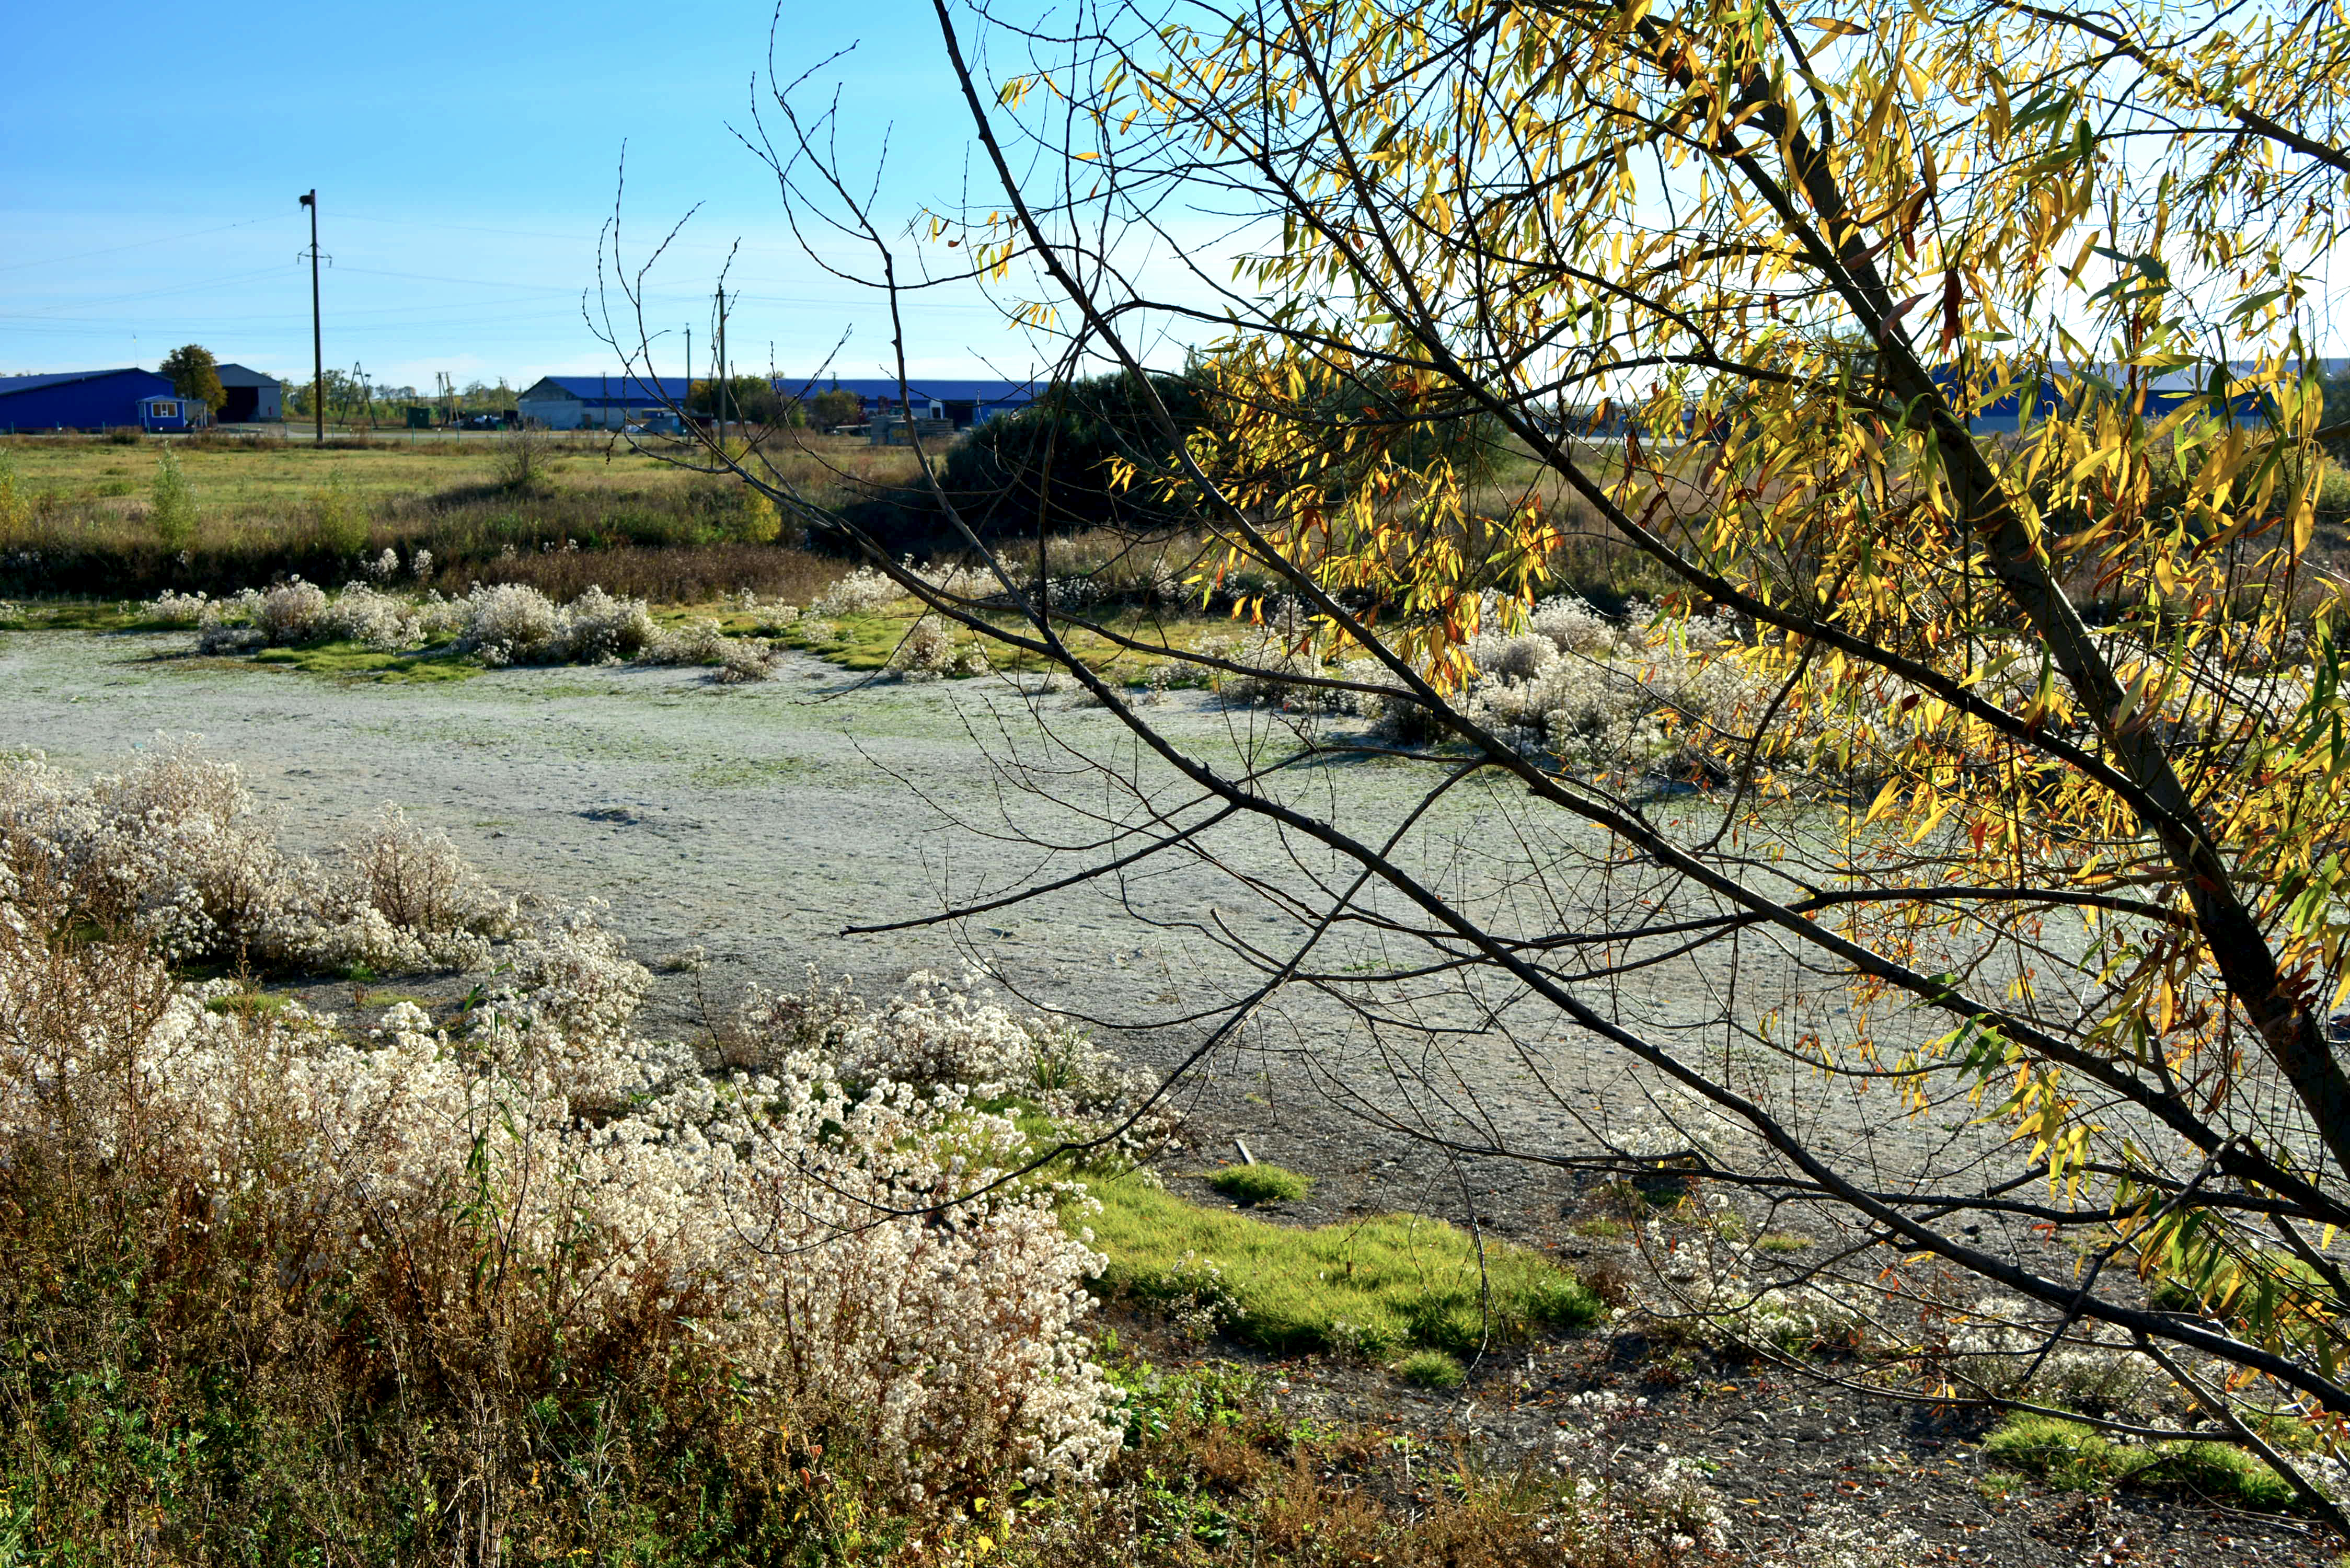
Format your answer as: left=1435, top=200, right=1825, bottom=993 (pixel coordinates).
left=516, top=374, right=696, bottom=431
left=785, top=377, right=1040, bottom=430
left=516, top=372, right=1043, bottom=433
left=0, top=368, right=204, bottom=433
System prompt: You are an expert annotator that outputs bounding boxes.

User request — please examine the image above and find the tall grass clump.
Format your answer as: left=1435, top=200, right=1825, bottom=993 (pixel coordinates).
left=149, top=448, right=196, bottom=552
left=305, top=468, right=368, bottom=558
left=0, top=750, right=1124, bottom=1559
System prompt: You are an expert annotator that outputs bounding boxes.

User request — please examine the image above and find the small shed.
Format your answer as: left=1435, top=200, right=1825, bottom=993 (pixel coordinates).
left=137, top=394, right=203, bottom=433
left=214, top=363, right=284, bottom=424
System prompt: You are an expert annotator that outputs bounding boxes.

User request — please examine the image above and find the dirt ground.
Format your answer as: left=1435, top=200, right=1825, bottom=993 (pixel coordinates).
left=4, top=625, right=2337, bottom=1565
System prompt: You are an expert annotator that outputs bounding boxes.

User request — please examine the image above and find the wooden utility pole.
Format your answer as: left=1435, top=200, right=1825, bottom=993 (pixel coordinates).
left=716, top=286, right=730, bottom=439
left=299, top=190, right=322, bottom=444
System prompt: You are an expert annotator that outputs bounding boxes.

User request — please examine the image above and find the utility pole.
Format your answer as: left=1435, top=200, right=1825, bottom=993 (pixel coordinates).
left=299, top=190, right=323, bottom=444
left=715, top=285, right=730, bottom=440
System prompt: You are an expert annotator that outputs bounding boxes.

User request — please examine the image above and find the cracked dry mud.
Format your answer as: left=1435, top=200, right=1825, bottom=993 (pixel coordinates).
left=3, top=625, right=2334, bottom=1564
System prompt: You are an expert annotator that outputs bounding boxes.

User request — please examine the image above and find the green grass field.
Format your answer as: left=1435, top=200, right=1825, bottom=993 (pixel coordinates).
left=0, top=432, right=916, bottom=602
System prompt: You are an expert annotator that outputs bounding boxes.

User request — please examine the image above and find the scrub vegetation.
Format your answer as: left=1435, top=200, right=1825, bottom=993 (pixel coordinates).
left=0, top=742, right=1671, bottom=1566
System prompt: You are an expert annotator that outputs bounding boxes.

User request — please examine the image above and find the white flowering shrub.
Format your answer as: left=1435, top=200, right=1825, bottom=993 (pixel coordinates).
left=258, top=578, right=331, bottom=643
left=731, top=966, right=1177, bottom=1152
left=297, top=806, right=519, bottom=973
left=713, top=639, right=781, bottom=683
left=642, top=617, right=729, bottom=666
left=891, top=617, right=959, bottom=676
left=0, top=744, right=511, bottom=974
left=193, top=587, right=270, bottom=653
left=147, top=589, right=212, bottom=625
left=454, top=582, right=565, bottom=662
left=1934, top=1297, right=2164, bottom=1413
left=0, top=851, right=1124, bottom=1507
left=811, top=564, right=912, bottom=617
left=317, top=582, right=418, bottom=649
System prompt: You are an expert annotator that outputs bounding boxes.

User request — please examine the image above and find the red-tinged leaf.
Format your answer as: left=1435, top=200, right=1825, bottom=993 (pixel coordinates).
left=1876, top=291, right=1932, bottom=344
left=1941, top=267, right=1964, bottom=354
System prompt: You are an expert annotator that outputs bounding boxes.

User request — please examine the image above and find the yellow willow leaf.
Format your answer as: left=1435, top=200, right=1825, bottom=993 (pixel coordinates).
left=2110, top=665, right=2158, bottom=731
left=1862, top=775, right=1903, bottom=826
left=1909, top=795, right=1952, bottom=844
left=2290, top=472, right=2318, bottom=558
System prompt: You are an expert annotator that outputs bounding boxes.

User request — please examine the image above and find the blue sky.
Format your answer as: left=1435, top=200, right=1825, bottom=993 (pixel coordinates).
left=0, top=2, right=1054, bottom=388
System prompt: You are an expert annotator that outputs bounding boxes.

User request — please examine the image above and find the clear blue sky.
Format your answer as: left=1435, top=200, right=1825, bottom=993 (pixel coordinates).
left=0, top=2, right=1045, bottom=390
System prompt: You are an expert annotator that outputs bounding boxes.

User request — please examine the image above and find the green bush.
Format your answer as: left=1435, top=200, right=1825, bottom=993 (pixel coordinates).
left=1207, top=1163, right=1312, bottom=1205
left=306, top=470, right=368, bottom=557
left=149, top=451, right=197, bottom=551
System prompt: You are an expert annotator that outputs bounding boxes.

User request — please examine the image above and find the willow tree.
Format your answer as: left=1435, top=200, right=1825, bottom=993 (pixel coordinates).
left=605, top=0, right=2350, bottom=1511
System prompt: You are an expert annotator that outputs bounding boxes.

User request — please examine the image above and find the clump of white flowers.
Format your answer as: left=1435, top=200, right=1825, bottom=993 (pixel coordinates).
left=0, top=771, right=1127, bottom=1505
left=730, top=965, right=1177, bottom=1154
left=809, top=557, right=990, bottom=620
left=150, top=581, right=799, bottom=680
left=1936, top=1296, right=2163, bottom=1413
left=451, top=582, right=661, bottom=665
left=1536, top=1387, right=1729, bottom=1556
left=0, top=742, right=514, bottom=972
left=811, top=564, right=912, bottom=617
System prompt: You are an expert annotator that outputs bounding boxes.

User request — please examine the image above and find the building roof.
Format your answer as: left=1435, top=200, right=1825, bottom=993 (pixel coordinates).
left=213, top=363, right=279, bottom=388
left=520, top=373, right=1045, bottom=407
left=786, top=377, right=1041, bottom=403
left=521, top=374, right=695, bottom=405
left=0, top=368, right=159, bottom=397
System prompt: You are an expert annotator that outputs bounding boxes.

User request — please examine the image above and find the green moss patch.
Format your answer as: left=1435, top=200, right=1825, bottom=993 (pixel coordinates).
left=249, top=641, right=476, bottom=683
left=1073, top=1174, right=1600, bottom=1356
left=1982, top=1414, right=2297, bottom=1511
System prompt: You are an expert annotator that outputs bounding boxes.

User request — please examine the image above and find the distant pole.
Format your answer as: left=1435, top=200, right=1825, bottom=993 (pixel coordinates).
left=716, top=286, right=730, bottom=439
left=299, top=190, right=322, bottom=444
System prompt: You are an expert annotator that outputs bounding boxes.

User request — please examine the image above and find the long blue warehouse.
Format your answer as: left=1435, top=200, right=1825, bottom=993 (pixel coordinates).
left=0, top=368, right=203, bottom=433
left=515, top=373, right=1041, bottom=431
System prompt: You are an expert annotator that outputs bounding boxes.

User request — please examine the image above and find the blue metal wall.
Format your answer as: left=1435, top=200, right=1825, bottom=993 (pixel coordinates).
left=0, top=370, right=177, bottom=432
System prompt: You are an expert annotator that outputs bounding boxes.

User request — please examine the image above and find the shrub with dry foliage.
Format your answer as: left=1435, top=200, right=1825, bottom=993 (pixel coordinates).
left=0, top=744, right=513, bottom=973
left=0, top=781, right=1126, bottom=1557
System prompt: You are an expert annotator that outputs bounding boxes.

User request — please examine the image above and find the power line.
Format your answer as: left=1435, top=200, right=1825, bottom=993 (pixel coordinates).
left=0, top=214, right=277, bottom=275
